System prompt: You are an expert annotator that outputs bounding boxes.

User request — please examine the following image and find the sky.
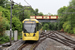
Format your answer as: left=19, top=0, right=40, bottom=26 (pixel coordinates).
left=13, top=0, right=71, bottom=15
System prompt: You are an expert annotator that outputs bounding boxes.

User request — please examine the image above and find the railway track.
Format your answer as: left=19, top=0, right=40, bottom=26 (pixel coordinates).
left=30, top=38, right=46, bottom=50
left=17, top=31, right=75, bottom=50
left=48, top=31, right=75, bottom=50
left=17, top=42, right=29, bottom=50
left=17, top=32, right=47, bottom=50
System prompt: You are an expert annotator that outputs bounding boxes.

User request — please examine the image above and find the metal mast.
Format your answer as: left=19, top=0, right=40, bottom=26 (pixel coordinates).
left=10, top=0, right=13, bottom=45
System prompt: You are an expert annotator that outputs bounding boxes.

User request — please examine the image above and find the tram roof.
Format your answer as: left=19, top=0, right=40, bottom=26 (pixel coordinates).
left=22, top=19, right=39, bottom=23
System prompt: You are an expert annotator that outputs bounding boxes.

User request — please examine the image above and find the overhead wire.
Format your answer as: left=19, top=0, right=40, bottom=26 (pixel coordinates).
left=9, top=0, right=32, bottom=15
left=24, top=0, right=31, bottom=6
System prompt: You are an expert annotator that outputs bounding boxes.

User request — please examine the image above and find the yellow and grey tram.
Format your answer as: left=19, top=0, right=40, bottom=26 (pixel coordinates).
left=22, top=19, right=41, bottom=41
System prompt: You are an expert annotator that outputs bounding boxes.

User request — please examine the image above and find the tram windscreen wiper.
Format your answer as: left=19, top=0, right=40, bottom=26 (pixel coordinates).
left=24, top=23, right=36, bottom=33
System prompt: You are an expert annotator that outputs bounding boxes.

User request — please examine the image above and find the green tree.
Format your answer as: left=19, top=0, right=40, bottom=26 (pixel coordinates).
left=0, top=0, right=5, bottom=7
left=63, top=21, right=72, bottom=33
left=0, top=16, right=10, bottom=35
left=34, top=9, right=39, bottom=16
left=0, top=6, right=10, bottom=20
left=12, top=5, right=35, bottom=21
left=57, top=6, right=67, bottom=17
left=57, top=0, right=75, bottom=34
left=42, top=23, right=49, bottom=30
left=69, top=0, right=75, bottom=6
left=5, top=1, right=11, bottom=9
left=12, top=17, right=22, bottom=32
left=0, top=0, right=8, bottom=7
left=38, top=12, right=43, bottom=16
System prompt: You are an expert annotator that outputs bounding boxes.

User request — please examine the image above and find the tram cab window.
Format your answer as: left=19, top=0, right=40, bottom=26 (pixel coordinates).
left=23, top=21, right=36, bottom=33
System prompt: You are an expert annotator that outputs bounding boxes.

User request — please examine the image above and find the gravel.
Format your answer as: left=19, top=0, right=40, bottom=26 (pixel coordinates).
left=36, top=38, right=73, bottom=50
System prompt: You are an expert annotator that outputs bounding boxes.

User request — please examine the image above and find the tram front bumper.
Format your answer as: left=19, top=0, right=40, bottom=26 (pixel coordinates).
left=22, top=37, right=39, bottom=41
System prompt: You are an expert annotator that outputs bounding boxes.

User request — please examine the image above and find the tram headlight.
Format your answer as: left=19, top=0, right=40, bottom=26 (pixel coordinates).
left=24, top=34, right=26, bottom=36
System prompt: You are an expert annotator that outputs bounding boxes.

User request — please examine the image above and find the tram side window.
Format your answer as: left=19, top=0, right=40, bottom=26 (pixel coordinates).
left=39, top=23, right=40, bottom=30
left=39, top=23, right=41, bottom=30
left=36, top=23, right=39, bottom=31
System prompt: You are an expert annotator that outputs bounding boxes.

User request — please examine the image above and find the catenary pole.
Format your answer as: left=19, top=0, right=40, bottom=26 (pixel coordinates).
left=10, top=0, right=13, bottom=45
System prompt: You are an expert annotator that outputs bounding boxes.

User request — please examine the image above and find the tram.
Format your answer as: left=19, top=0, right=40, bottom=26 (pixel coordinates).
left=22, top=19, right=42, bottom=41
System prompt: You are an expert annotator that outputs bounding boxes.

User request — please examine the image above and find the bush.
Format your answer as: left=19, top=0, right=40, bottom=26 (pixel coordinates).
left=73, top=28, right=75, bottom=34
left=0, top=6, right=10, bottom=20
left=12, top=17, right=22, bottom=32
left=42, top=24, right=49, bottom=30
left=0, top=36, right=10, bottom=44
left=63, top=21, right=74, bottom=33
left=63, top=21, right=70, bottom=32
left=0, top=16, right=10, bottom=35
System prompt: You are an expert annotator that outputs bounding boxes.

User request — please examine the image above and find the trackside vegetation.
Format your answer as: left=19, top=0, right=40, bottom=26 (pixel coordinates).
left=57, top=0, right=75, bottom=34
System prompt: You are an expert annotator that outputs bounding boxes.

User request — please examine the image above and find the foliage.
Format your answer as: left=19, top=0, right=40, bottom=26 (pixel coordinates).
left=0, top=0, right=6, bottom=7
left=0, top=6, right=6, bottom=11
left=18, top=34, right=22, bottom=40
left=38, top=12, right=43, bottom=16
left=34, top=9, right=39, bottom=16
left=73, top=28, right=75, bottom=34
left=57, top=6, right=67, bottom=17
left=0, top=35, right=9, bottom=44
left=0, top=6, right=10, bottom=20
left=0, top=16, right=10, bottom=35
left=58, top=0, right=75, bottom=34
left=63, top=21, right=71, bottom=33
left=12, top=17, right=22, bottom=32
left=42, top=23, right=49, bottom=30
left=69, top=0, right=75, bottom=6
left=2, top=10, right=10, bottom=20
left=42, top=22, right=58, bottom=31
